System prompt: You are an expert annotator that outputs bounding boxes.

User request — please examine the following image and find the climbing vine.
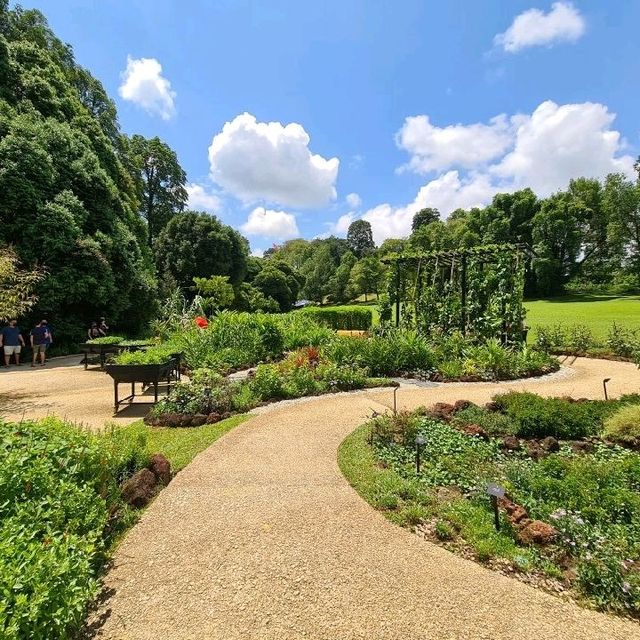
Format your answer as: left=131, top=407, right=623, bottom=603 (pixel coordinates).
left=383, top=244, right=526, bottom=342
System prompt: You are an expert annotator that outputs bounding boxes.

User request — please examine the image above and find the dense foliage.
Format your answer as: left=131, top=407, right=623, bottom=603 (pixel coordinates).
left=0, top=417, right=148, bottom=639
left=347, top=396, right=640, bottom=615
left=0, top=3, right=158, bottom=345
left=298, top=306, right=372, bottom=330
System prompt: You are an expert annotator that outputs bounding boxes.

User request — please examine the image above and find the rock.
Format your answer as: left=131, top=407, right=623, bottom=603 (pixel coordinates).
left=191, top=414, right=207, bottom=427
left=453, top=400, right=475, bottom=413
left=517, top=520, right=558, bottom=545
left=498, top=497, right=529, bottom=525
left=569, top=440, right=594, bottom=454
left=121, top=469, right=157, bottom=508
left=461, top=424, right=489, bottom=441
left=436, top=486, right=463, bottom=503
left=206, top=412, right=221, bottom=424
left=429, top=402, right=456, bottom=421
left=526, top=440, right=545, bottom=461
left=541, top=436, right=560, bottom=452
left=501, top=435, right=521, bottom=451
left=484, top=401, right=500, bottom=413
left=149, top=453, right=171, bottom=485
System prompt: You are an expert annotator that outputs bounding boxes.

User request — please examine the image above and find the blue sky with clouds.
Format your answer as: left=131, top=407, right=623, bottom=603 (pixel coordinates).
left=20, top=1, right=640, bottom=253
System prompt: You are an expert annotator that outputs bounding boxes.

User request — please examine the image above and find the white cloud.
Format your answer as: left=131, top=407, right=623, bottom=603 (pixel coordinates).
left=365, top=99, right=634, bottom=244
left=240, top=207, right=299, bottom=240
left=186, top=183, right=221, bottom=212
left=397, top=114, right=512, bottom=173
left=118, top=56, right=176, bottom=120
left=208, top=113, right=339, bottom=208
left=250, top=247, right=265, bottom=258
left=327, top=212, right=356, bottom=237
left=494, top=2, right=586, bottom=53
left=491, top=101, right=635, bottom=194
left=362, top=172, right=497, bottom=244
left=346, top=192, right=362, bottom=208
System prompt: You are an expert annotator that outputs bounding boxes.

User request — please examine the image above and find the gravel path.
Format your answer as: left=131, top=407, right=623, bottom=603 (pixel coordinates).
left=87, top=358, right=640, bottom=640
left=0, top=356, right=158, bottom=429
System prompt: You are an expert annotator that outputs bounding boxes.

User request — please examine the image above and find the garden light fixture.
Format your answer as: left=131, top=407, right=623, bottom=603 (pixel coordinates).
left=486, top=483, right=505, bottom=531
left=603, top=378, right=611, bottom=400
left=415, top=434, right=426, bottom=474
left=393, top=386, right=399, bottom=415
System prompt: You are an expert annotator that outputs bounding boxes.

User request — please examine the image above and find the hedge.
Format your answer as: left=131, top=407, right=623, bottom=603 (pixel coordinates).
left=298, top=307, right=372, bottom=330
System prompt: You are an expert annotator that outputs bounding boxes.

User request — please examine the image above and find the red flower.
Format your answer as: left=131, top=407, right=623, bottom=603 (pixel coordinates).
left=194, top=316, right=208, bottom=329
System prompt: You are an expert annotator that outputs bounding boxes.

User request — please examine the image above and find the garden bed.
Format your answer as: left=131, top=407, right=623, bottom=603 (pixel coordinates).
left=340, top=393, right=640, bottom=617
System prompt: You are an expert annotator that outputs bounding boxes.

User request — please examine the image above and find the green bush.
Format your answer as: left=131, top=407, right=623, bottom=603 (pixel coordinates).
left=493, top=392, right=612, bottom=439
left=0, top=418, right=147, bottom=639
left=606, top=323, right=640, bottom=358
left=86, top=335, right=125, bottom=344
left=299, top=306, right=372, bottom=330
left=603, top=404, right=640, bottom=445
left=274, top=313, right=334, bottom=349
left=113, top=345, right=178, bottom=365
left=171, top=311, right=285, bottom=371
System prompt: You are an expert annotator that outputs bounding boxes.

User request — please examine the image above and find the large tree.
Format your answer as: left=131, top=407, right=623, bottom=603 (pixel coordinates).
left=154, top=211, right=248, bottom=291
left=0, top=4, right=156, bottom=343
left=129, top=135, right=188, bottom=246
left=411, top=207, right=440, bottom=231
left=347, top=219, right=375, bottom=257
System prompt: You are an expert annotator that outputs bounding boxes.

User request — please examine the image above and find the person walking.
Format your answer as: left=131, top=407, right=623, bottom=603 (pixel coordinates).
left=30, top=319, right=52, bottom=367
left=99, top=317, right=109, bottom=335
left=1, top=319, right=26, bottom=366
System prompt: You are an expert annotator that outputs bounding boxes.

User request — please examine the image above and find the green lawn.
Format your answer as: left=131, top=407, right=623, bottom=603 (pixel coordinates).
left=524, top=294, right=640, bottom=340
left=116, top=414, right=250, bottom=472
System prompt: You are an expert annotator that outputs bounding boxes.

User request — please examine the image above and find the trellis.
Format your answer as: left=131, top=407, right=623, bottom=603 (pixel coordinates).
left=382, top=244, right=527, bottom=342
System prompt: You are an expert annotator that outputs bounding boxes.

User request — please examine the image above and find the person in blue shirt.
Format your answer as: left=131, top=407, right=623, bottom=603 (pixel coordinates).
left=30, top=319, right=52, bottom=367
left=1, top=319, right=26, bottom=366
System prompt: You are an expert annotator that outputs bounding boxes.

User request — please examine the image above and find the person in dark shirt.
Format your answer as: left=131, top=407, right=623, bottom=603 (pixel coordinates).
left=87, top=322, right=105, bottom=340
left=30, top=319, right=52, bottom=367
left=1, top=319, right=26, bottom=366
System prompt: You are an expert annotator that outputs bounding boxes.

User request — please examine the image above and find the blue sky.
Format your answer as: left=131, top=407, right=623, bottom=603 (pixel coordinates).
left=20, top=1, right=640, bottom=253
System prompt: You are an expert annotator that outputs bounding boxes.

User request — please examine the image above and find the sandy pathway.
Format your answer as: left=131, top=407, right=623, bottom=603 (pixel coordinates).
left=87, top=358, right=640, bottom=640
left=0, top=356, right=156, bottom=429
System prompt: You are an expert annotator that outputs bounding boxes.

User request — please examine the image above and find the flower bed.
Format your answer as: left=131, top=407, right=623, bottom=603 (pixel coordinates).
left=340, top=393, right=640, bottom=616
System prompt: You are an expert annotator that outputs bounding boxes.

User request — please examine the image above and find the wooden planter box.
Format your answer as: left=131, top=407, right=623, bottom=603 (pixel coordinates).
left=80, top=342, right=123, bottom=370
left=105, top=359, right=175, bottom=415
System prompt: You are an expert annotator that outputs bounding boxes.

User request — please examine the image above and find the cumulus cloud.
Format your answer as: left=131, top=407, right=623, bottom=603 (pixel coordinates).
left=186, top=183, right=221, bottom=212
left=364, top=100, right=633, bottom=244
left=118, top=56, right=176, bottom=120
left=240, top=207, right=299, bottom=240
left=208, top=113, right=339, bottom=208
left=494, top=2, right=586, bottom=53
left=346, top=192, right=362, bottom=208
left=327, top=212, right=357, bottom=237
left=490, top=101, right=634, bottom=193
left=396, top=114, right=512, bottom=173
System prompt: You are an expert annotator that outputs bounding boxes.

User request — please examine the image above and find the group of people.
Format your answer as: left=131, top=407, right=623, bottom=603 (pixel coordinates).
left=0, top=319, right=52, bottom=367
left=0, top=317, right=110, bottom=368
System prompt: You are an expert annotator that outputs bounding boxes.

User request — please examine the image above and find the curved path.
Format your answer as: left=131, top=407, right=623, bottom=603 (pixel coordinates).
left=90, top=358, right=640, bottom=640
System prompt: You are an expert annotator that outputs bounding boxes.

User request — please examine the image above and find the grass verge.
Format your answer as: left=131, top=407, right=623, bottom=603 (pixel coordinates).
left=114, top=414, right=250, bottom=472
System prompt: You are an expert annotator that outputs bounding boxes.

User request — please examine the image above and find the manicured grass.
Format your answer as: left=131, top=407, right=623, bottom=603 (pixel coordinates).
left=116, top=414, right=250, bottom=472
left=525, top=294, right=640, bottom=340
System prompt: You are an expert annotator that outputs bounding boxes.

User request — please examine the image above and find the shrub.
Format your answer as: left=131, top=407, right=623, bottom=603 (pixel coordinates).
left=250, top=364, right=286, bottom=400
left=113, top=345, right=177, bottom=365
left=603, top=404, right=640, bottom=445
left=86, top=335, right=125, bottom=344
left=606, top=323, right=640, bottom=358
left=452, top=406, right=518, bottom=436
left=493, top=392, right=611, bottom=439
left=299, top=306, right=372, bottom=330
left=171, top=312, right=285, bottom=371
left=0, top=418, right=147, bottom=639
left=534, top=324, right=566, bottom=352
left=274, top=313, right=334, bottom=350
left=567, top=324, right=594, bottom=355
